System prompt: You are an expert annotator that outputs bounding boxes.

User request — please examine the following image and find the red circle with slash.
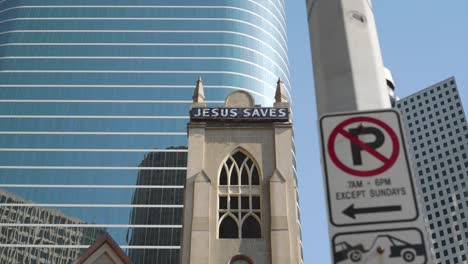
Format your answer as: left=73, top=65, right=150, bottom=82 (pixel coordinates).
left=327, top=116, right=399, bottom=177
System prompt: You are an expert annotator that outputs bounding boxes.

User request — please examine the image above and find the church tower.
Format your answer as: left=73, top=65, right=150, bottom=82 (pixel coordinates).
left=181, top=80, right=302, bottom=264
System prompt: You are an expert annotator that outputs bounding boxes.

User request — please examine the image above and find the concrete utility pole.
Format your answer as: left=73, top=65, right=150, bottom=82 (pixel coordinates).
left=307, top=1, right=433, bottom=263
left=307, top=0, right=391, bottom=116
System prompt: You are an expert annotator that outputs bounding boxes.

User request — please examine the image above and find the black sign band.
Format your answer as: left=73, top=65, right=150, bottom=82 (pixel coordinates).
left=190, top=107, right=289, bottom=121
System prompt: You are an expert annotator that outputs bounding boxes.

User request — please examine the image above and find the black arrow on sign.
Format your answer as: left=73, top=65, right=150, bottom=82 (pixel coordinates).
left=343, top=204, right=402, bottom=219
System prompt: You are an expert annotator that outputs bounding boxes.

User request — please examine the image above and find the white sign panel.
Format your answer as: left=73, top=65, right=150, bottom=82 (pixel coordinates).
left=333, top=228, right=428, bottom=264
left=320, top=110, right=419, bottom=226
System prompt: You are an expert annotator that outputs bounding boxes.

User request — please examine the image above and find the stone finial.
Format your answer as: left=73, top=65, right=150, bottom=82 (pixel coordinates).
left=274, top=78, right=289, bottom=108
left=191, top=77, right=206, bottom=108
left=193, top=77, right=205, bottom=103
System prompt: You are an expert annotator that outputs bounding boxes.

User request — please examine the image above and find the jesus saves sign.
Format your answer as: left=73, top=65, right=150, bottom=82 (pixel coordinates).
left=190, top=107, right=289, bottom=121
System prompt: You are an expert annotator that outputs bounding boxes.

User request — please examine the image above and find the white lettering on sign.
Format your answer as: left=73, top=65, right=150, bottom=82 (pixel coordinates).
left=190, top=108, right=288, bottom=121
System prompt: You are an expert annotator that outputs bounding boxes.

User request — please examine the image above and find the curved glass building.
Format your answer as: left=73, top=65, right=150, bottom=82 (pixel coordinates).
left=0, top=0, right=291, bottom=263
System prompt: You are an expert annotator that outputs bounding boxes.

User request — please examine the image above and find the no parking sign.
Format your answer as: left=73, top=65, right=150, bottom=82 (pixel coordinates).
left=320, top=109, right=431, bottom=263
left=320, top=110, right=419, bottom=226
left=327, top=116, right=400, bottom=177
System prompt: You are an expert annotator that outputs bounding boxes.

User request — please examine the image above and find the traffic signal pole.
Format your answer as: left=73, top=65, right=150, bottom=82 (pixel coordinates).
left=307, top=0, right=391, bottom=116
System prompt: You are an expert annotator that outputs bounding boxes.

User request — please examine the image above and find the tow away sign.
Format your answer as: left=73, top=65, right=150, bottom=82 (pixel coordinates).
left=333, top=228, right=428, bottom=264
left=320, top=109, right=419, bottom=226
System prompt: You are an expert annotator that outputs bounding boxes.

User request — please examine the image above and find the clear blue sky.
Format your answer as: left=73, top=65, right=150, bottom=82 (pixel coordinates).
left=286, top=1, right=468, bottom=262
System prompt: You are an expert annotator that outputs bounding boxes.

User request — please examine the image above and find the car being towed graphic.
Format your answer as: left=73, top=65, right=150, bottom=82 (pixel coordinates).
left=334, top=242, right=367, bottom=262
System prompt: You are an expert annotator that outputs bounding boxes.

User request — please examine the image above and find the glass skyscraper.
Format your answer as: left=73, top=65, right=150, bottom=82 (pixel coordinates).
left=0, top=0, right=290, bottom=263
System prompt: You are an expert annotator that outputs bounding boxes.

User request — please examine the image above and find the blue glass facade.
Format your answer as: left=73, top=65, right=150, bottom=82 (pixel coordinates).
left=0, top=0, right=290, bottom=263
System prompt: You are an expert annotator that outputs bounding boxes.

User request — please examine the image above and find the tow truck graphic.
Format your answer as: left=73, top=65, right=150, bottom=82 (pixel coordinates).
left=377, top=235, right=425, bottom=262
left=334, top=234, right=425, bottom=263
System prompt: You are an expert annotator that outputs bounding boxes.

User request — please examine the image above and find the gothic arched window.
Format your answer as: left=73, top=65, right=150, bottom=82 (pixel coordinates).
left=218, top=150, right=261, bottom=239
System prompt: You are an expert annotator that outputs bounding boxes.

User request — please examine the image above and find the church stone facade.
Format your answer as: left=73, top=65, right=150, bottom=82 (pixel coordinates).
left=181, top=80, right=302, bottom=264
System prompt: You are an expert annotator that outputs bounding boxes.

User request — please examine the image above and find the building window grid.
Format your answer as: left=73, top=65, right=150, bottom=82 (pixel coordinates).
left=398, top=79, right=468, bottom=263
left=218, top=150, right=262, bottom=239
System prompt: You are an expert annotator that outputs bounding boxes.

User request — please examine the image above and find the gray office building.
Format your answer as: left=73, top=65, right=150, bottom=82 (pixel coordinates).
left=396, top=77, right=468, bottom=264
